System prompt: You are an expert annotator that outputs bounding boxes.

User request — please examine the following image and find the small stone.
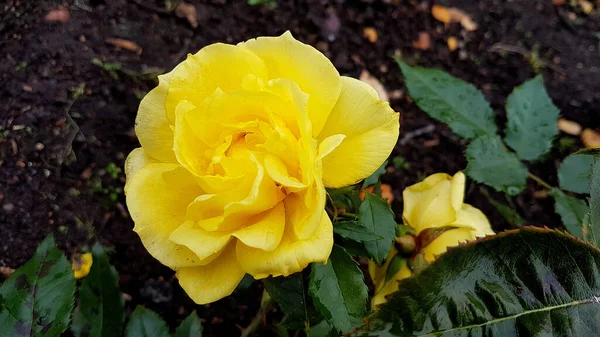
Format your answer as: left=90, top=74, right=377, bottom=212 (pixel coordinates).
left=3, top=203, right=14, bottom=212
left=34, top=143, right=45, bottom=151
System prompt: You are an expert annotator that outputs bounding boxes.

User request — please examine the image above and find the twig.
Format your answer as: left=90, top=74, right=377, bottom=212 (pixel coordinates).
left=241, top=291, right=273, bottom=337
left=527, top=172, right=553, bottom=190
left=399, top=124, right=436, bottom=146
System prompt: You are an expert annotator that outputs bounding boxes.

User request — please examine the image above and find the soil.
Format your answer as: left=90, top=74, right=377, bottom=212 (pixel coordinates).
left=1, top=0, right=599, bottom=336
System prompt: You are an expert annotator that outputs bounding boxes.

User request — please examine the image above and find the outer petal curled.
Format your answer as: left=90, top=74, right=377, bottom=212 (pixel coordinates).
left=239, top=31, right=342, bottom=136
left=236, top=211, right=333, bottom=279
left=127, top=163, right=203, bottom=268
left=176, top=242, right=245, bottom=305
left=319, top=77, right=399, bottom=188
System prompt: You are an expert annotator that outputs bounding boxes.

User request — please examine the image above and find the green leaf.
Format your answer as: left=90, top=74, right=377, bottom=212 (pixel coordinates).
left=309, top=245, right=368, bottom=333
left=465, top=135, right=528, bottom=195
left=504, top=75, right=560, bottom=161
left=590, top=159, right=600, bottom=247
left=333, top=221, right=384, bottom=242
left=558, top=154, right=594, bottom=194
left=396, top=59, right=497, bottom=139
left=72, top=243, right=124, bottom=337
left=125, top=306, right=169, bottom=337
left=480, top=188, right=525, bottom=227
left=550, top=188, right=589, bottom=238
left=370, top=227, right=600, bottom=336
left=175, top=311, right=202, bottom=337
left=363, top=160, right=387, bottom=187
left=0, top=235, right=75, bottom=337
left=263, top=272, right=322, bottom=329
left=358, top=193, right=397, bottom=264
left=310, top=320, right=337, bottom=337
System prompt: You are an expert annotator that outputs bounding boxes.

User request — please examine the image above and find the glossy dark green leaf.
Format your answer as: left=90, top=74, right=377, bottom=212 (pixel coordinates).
left=363, top=161, right=387, bottom=187
left=358, top=193, right=397, bottom=264
left=558, top=154, right=594, bottom=194
left=175, top=311, right=202, bottom=337
left=309, top=245, right=368, bottom=333
left=396, top=59, right=497, bottom=139
left=590, top=159, right=600, bottom=247
left=465, top=135, right=528, bottom=195
left=370, top=227, right=600, bottom=336
left=72, top=243, right=124, bottom=337
left=125, top=306, right=169, bottom=337
left=550, top=188, right=589, bottom=239
left=0, top=235, right=75, bottom=337
left=504, top=75, right=559, bottom=161
left=480, top=188, right=525, bottom=227
left=263, top=272, right=322, bottom=329
left=333, top=221, right=384, bottom=242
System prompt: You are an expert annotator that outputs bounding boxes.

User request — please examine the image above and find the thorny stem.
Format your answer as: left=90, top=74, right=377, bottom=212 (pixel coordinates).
left=241, top=290, right=274, bottom=337
left=527, top=172, right=553, bottom=190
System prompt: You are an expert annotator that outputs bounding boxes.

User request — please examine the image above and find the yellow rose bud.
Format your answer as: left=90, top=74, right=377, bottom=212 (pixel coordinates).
left=72, top=253, right=93, bottom=280
left=369, top=171, right=493, bottom=309
left=125, top=31, right=399, bottom=304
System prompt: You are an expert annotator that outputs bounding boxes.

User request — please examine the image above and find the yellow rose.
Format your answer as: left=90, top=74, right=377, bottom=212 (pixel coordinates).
left=369, top=171, right=493, bottom=308
left=125, top=31, right=399, bottom=304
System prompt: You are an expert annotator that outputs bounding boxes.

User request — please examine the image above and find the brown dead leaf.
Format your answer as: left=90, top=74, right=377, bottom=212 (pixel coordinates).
left=359, top=70, right=388, bottom=102
left=0, top=266, right=15, bottom=277
left=45, top=7, right=70, bottom=23
left=558, top=118, right=582, bottom=136
left=363, top=27, right=378, bottom=43
left=359, top=184, right=394, bottom=205
left=412, top=32, right=431, bottom=50
left=552, top=0, right=566, bottom=4
left=581, top=129, right=600, bottom=148
left=431, top=4, right=478, bottom=31
left=175, top=1, right=198, bottom=29
left=447, top=36, right=458, bottom=51
left=106, top=38, right=142, bottom=55
left=579, top=0, right=593, bottom=14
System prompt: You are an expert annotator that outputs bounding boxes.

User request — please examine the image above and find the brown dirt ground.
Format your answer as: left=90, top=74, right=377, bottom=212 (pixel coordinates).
left=1, top=0, right=599, bottom=335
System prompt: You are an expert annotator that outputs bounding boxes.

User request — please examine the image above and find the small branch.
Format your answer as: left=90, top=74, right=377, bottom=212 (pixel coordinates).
left=241, top=291, right=273, bottom=337
left=527, top=172, right=553, bottom=190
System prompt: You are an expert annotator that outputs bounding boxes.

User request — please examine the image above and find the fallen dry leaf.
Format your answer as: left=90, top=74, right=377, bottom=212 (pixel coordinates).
left=579, top=0, right=593, bottom=14
left=359, top=184, right=394, bottom=205
left=447, top=36, right=458, bottom=51
left=363, top=27, right=378, bottom=43
left=552, top=0, right=566, bottom=4
left=431, top=4, right=478, bottom=31
left=581, top=128, right=600, bottom=148
left=45, top=7, right=70, bottom=23
left=412, top=32, right=431, bottom=50
left=106, top=38, right=142, bottom=55
left=175, top=1, right=198, bottom=29
left=359, top=70, right=388, bottom=102
left=0, top=266, right=15, bottom=277
left=558, top=118, right=582, bottom=136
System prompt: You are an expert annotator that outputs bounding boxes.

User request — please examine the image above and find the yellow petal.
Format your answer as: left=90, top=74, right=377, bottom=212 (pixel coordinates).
left=453, top=204, right=494, bottom=237
left=264, top=154, right=307, bottom=191
left=124, top=148, right=156, bottom=194
left=368, top=245, right=398, bottom=291
left=236, top=211, right=333, bottom=279
left=169, top=221, right=231, bottom=262
left=166, top=43, right=269, bottom=123
left=421, top=228, right=476, bottom=262
left=173, top=100, right=210, bottom=177
left=318, top=77, right=399, bottom=188
left=239, top=31, right=342, bottom=136
left=127, top=163, right=202, bottom=268
left=232, top=202, right=285, bottom=251
left=450, top=171, right=466, bottom=212
left=316, top=134, right=346, bottom=161
left=402, top=173, right=456, bottom=233
left=176, top=242, right=245, bottom=304
left=72, top=253, right=93, bottom=280
left=135, top=67, right=180, bottom=163
left=284, top=176, right=326, bottom=240
left=371, top=264, right=412, bottom=309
